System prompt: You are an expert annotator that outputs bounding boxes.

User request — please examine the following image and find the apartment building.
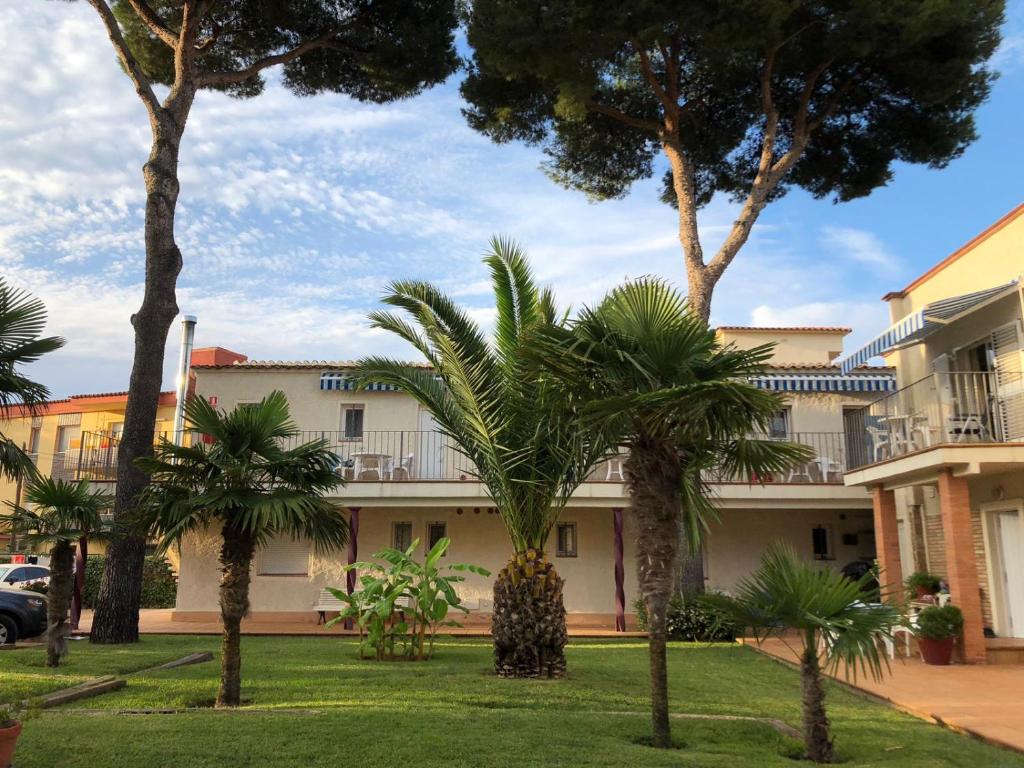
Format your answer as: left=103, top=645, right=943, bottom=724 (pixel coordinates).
left=840, top=203, right=1024, bottom=663
left=170, top=327, right=894, bottom=629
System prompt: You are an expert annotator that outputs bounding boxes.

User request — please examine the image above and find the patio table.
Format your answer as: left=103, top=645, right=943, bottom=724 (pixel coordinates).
left=351, top=452, right=392, bottom=480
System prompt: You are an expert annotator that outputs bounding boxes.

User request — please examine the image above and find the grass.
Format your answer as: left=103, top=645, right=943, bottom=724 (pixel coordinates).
left=3, top=636, right=1022, bottom=767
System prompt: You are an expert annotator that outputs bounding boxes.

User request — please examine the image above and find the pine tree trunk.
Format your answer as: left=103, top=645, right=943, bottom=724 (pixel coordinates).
left=90, top=114, right=189, bottom=645
left=801, top=633, right=833, bottom=763
left=217, top=525, right=255, bottom=707
left=492, top=548, right=567, bottom=679
left=46, top=540, right=75, bottom=668
left=626, top=436, right=683, bottom=749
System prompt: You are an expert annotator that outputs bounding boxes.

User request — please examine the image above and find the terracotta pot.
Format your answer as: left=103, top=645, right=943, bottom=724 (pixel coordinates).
left=919, top=635, right=955, bottom=665
left=914, top=586, right=935, bottom=599
left=0, top=720, right=23, bottom=768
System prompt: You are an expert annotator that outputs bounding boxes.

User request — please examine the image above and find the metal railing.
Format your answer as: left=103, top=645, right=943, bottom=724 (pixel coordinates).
left=59, top=430, right=183, bottom=482
left=286, top=429, right=850, bottom=485
left=843, top=371, right=1023, bottom=470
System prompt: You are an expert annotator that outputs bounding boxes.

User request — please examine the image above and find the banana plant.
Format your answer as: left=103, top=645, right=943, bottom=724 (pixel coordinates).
left=327, top=537, right=490, bottom=661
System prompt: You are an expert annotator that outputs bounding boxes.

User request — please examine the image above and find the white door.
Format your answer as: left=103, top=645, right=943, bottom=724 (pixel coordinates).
left=991, top=321, right=1024, bottom=441
left=417, top=409, right=445, bottom=479
left=994, top=510, right=1024, bottom=638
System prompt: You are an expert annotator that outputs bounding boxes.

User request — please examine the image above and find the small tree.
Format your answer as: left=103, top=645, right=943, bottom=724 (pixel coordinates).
left=137, top=391, right=347, bottom=706
left=2, top=478, right=112, bottom=667
left=540, top=278, right=810, bottom=748
left=0, top=279, right=65, bottom=481
left=75, top=0, right=461, bottom=644
left=707, top=543, right=901, bottom=763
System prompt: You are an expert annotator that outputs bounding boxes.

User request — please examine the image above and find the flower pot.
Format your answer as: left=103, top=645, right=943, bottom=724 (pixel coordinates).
left=919, top=635, right=955, bottom=665
left=915, top=586, right=935, bottom=599
left=0, top=720, right=23, bottom=768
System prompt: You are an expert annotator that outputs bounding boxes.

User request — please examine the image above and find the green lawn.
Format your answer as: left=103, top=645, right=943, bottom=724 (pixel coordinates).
left=3, top=636, right=1022, bottom=767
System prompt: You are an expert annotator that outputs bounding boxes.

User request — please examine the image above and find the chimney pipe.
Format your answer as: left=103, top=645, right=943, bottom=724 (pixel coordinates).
left=172, top=315, right=197, bottom=446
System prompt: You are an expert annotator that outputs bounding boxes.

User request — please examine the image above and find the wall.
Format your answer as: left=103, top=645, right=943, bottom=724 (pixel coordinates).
left=717, top=329, right=847, bottom=366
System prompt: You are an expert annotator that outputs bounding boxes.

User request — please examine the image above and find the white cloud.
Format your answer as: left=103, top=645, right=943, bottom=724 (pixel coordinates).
left=819, top=226, right=900, bottom=275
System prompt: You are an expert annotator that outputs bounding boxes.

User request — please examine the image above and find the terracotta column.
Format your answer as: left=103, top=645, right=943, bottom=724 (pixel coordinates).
left=937, top=470, right=986, bottom=663
left=345, top=507, right=360, bottom=629
left=871, top=486, right=902, bottom=601
left=612, top=508, right=626, bottom=632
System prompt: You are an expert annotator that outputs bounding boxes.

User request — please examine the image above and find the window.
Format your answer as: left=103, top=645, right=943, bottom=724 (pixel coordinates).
left=811, top=525, right=834, bottom=561
left=393, top=521, right=413, bottom=551
left=426, top=521, right=447, bottom=554
left=556, top=523, right=578, bottom=558
left=767, top=409, right=790, bottom=439
left=27, top=427, right=41, bottom=456
left=2, top=568, right=26, bottom=584
left=257, top=536, right=310, bottom=576
left=341, top=404, right=364, bottom=439
left=108, top=421, right=124, bottom=439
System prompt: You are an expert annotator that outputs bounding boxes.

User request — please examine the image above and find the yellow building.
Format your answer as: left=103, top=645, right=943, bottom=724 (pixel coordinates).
left=840, top=202, right=1024, bottom=663
left=169, top=328, right=893, bottom=630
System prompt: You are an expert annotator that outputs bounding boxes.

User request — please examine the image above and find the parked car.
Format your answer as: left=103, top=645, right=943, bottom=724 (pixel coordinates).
left=0, top=564, right=50, bottom=588
left=0, top=587, right=47, bottom=645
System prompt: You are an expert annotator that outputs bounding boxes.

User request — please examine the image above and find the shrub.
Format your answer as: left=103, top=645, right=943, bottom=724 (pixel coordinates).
left=83, top=555, right=177, bottom=609
left=916, top=604, right=963, bottom=640
left=905, top=571, right=941, bottom=599
left=20, top=580, right=48, bottom=596
left=633, top=594, right=738, bottom=642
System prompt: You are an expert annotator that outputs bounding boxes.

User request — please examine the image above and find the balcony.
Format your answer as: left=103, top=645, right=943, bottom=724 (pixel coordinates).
left=844, top=371, right=1024, bottom=471
left=285, top=430, right=851, bottom=485
left=55, top=430, right=181, bottom=482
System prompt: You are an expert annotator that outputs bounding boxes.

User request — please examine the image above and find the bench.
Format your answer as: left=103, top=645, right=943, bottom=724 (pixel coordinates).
left=314, top=588, right=347, bottom=624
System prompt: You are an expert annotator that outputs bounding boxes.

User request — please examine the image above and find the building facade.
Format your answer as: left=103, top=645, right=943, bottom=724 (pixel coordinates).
left=841, top=203, right=1024, bottom=663
left=171, top=327, right=894, bottom=629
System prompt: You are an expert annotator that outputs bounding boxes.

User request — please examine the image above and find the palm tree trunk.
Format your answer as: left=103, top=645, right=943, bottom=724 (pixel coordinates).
left=46, top=540, right=75, bottom=668
left=801, top=631, right=833, bottom=762
left=492, top=548, right=567, bottom=678
left=217, top=525, right=255, bottom=707
left=626, top=437, right=683, bottom=749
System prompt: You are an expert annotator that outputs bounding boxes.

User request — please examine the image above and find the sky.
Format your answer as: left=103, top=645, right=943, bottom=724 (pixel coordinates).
left=1, top=2, right=1022, bottom=398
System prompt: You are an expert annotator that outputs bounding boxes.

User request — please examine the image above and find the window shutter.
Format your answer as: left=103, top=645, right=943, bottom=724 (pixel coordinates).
left=991, top=321, right=1024, bottom=441
left=257, top=536, right=310, bottom=575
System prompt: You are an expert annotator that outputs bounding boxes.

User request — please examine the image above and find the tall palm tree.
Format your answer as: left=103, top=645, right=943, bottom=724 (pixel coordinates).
left=543, top=278, right=812, bottom=748
left=2, top=478, right=112, bottom=666
left=707, top=543, right=900, bottom=763
left=136, top=392, right=347, bottom=706
left=0, top=278, right=65, bottom=480
left=352, top=238, right=609, bottom=678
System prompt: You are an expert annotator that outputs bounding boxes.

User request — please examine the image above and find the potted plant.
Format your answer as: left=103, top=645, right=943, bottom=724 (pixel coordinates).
left=0, top=704, right=23, bottom=768
left=905, top=571, right=942, bottom=600
left=916, top=604, right=964, bottom=665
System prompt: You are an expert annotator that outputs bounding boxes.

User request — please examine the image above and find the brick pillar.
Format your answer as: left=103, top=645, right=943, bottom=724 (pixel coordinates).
left=871, top=486, right=902, bottom=602
left=937, top=470, right=986, bottom=663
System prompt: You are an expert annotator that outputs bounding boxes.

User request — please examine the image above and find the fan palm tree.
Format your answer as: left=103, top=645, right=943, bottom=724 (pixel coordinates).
left=2, top=478, right=112, bottom=666
left=136, top=391, right=347, bottom=706
left=0, top=278, right=65, bottom=480
left=352, top=238, right=609, bottom=678
left=541, top=278, right=812, bottom=748
left=706, top=543, right=900, bottom=762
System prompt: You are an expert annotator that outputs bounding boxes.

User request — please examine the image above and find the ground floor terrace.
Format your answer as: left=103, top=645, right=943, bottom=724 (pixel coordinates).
left=4, top=634, right=1023, bottom=767
left=170, top=494, right=877, bottom=629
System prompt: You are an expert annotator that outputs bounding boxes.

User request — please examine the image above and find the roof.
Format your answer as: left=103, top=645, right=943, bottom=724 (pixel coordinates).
left=193, top=360, right=433, bottom=370
left=716, top=326, right=852, bottom=335
left=3, top=391, right=177, bottom=419
left=883, top=202, right=1024, bottom=300
left=765, top=364, right=894, bottom=372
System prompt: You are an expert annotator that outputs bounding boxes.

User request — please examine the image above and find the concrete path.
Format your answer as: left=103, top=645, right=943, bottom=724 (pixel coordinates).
left=753, top=636, right=1024, bottom=754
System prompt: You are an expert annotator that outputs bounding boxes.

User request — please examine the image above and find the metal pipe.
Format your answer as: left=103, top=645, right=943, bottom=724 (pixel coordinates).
left=172, top=315, right=198, bottom=446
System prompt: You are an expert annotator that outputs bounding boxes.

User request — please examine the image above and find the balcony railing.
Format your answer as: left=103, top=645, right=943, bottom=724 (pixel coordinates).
left=285, top=429, right=851, bottom=485
left=844, top=371, right=1024, bottom=471
left=55, top=430, right=183, bottom=482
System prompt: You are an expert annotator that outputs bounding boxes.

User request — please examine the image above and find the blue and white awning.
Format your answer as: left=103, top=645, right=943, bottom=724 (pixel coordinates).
left=837, top=279, right=1021, bottom=373
left=750, top=373, right=896, bottom=393
left=319, top=372, right=400, bottom=392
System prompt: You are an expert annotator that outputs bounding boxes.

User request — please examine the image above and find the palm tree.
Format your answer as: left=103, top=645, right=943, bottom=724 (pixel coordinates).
left=542, top=278, right=812, bottom=748
left=352, top=238, right=609, bottom=678
left=2, top=478, right=112, bottom=666
left=0, top=278, right=65, bottom=480
left=136, top=392, right=347, bottom=706
left=707, top=543, right=900, bottom=763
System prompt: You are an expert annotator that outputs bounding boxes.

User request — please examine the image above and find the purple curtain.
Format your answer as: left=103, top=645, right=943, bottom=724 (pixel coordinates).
left=344, top=508, right=360, bottom=629
left=612, top=508, right=626, bottom=632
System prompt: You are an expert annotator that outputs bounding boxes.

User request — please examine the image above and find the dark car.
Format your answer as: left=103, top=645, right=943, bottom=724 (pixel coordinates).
left=0, top=586, right=47, bottom=645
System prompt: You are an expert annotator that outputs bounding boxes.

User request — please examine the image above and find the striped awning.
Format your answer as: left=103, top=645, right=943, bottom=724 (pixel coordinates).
left=838, top=279, right=1021, bottom=373
left=750, top=373, right=896, bottom=393
left=319, top=372, right=400, bottom=392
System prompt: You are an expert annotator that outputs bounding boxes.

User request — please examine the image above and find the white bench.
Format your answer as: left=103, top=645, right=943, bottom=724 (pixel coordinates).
left=314, top=588, right=347, bottom=624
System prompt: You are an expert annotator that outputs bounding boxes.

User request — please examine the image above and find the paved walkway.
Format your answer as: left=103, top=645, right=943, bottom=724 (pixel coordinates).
left=752, top=636, right=1024, bottom=754
left=75, top=609, right=646, bottom=638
